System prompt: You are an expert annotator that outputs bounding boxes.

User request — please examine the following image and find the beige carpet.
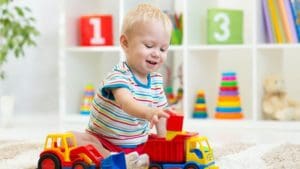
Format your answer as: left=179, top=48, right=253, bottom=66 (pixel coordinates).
left=262, top=143, right=300, bottom=169
left=0, top=140, right=43, bottom=169
left=0, top=141, right=299, bottom=169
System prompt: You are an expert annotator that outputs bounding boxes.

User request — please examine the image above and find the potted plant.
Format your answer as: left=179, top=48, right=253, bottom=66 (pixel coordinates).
left=0, top=0, right=39, bottom=79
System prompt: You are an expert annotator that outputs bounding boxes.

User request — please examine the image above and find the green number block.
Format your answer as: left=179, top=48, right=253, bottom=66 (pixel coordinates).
left=207, top=9, right=243, bottom=44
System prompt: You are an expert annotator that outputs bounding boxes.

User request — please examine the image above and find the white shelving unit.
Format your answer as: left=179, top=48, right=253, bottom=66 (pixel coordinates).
left=59, top=0, right=300, bottom=129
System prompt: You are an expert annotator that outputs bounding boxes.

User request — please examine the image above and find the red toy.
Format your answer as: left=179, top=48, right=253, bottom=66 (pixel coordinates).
left=79, top=15, right=113, bottom=46
left=165, top=109, right=183, bottom=131
left=142, top=109, right=219, bottom=169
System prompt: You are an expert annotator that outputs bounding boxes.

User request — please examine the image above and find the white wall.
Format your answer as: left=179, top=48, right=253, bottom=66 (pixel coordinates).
left=0, top=0, right=60, bottom=115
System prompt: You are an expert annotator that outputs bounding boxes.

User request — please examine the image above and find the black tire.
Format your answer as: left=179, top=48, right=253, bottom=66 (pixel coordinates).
left=184, top=163, right=199, bottom=169
left=38, top=153, right=61, bottom=169
left=72, top=161, right=89, bottom=169
left=149, top=163, right=163, bottom=169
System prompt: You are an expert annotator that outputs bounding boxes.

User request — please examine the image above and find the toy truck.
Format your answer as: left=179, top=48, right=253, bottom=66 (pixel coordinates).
left=37, top=132, right=126, bottom=169
left=143, top=110, right=219, bottom=169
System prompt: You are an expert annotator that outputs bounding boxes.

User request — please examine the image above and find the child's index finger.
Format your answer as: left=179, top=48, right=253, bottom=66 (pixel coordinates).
left=161, top=111, right=170, bottom=118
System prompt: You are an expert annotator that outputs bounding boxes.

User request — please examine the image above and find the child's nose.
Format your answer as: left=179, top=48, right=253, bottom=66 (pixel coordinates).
left=151, top=49, right=160, bottom=58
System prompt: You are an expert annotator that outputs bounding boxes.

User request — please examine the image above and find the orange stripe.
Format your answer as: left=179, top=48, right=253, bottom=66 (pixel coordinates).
left=214, top=113, right=243, bottom=119
left=218, top=96, right=240, bottom=102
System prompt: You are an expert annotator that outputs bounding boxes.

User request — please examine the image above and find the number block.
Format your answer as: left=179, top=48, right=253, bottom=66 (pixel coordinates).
left=207, top=9, right=243, bottom=44
left=79, top=15, right=113, bottom=46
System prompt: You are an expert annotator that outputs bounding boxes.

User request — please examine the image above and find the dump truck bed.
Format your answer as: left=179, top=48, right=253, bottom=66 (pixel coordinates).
left=143, top=133, right=197, bottom=163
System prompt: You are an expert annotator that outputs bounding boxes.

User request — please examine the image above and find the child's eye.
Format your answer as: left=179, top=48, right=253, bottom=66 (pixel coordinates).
left=160, top=46, right=169, bottom=52
left=145, top=44, right=153, bottom=48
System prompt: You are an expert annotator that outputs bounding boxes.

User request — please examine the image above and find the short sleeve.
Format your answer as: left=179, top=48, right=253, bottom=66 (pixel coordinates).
left=101, top=72, right=131, bottom=100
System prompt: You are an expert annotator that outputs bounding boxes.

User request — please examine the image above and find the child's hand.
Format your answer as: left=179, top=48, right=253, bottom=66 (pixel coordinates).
left=148, top=108, right=170, bottom=128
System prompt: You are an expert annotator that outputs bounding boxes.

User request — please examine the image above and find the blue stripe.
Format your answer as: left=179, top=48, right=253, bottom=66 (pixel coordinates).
left=132, top=91, right=152, bottom=98
left=216, top=107, right=242, bottom=112
left=132, top=73, right=151, bottom=88
left=102, top=84, right=130, bottom=100
left=124, top=62, right=151, bottom=88
left=222, top=71, right=236, bottom=76
left=119, top=145, right=138, bottom=148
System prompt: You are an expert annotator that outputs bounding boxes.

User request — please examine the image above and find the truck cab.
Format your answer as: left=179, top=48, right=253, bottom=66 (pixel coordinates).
left=43, top=132, right=77, bottom=162
left=186, top=136, right=216, bottom=167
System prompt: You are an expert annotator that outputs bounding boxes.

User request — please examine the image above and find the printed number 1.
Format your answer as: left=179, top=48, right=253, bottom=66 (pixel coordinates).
left=213, top=12, right=230, bottom=42
left=89, top=18, right=105, bottom=44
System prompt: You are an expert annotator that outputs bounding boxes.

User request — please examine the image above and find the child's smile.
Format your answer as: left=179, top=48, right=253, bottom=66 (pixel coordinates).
left=146, top=60, right=158, bottom=66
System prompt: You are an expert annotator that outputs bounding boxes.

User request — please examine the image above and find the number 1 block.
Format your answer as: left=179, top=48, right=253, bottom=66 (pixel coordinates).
left=207, top=9, right=243, bottom=44
left=79, top=15, right=113, bottom=46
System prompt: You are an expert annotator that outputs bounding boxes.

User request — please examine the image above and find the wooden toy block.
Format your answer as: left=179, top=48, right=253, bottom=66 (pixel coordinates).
left=79, top=15, right=113, bottom=46
left=165, top=109, right=183, bottom=131
left=207, top=8, right=243, bottom=44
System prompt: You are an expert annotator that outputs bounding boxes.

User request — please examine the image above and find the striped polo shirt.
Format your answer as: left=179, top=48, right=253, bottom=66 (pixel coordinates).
left=87, top=62, right=168, bottom=146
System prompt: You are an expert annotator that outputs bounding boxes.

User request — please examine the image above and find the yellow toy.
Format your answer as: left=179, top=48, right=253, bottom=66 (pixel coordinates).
left=193, top=90, right=208, bottom=118
left=37, top=132, right=126, bottom=169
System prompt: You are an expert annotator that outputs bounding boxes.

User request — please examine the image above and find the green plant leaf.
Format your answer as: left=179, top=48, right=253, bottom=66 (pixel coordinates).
left=0, top=52, right=5, bottom=64
left=0, top=71, right=5, bottom=79
left=0, top=1, right=40, bottom=79
left=0, top=48, right=8, bottom=63
left=24, top=6, right=31, bottom=12
left=15, top=6, right=24, bottom=17
left=28, top=17, right=36, bottom=22
left=0, top=0, right=9, bottom=6
left=14, top=48, right=21, bottom=58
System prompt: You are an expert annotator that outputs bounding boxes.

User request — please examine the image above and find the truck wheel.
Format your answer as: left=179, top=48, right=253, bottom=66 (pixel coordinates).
left=72, top=161, right=89, bottom=169
left=38, top=153, right=61, bottom=169
left=149, top=163, right=162, bottom=169
left=184, top=164, right=199, bottom=169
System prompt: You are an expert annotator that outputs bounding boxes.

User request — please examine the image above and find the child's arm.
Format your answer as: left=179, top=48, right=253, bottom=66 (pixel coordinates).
left=112, top=88, right=169, bottom=125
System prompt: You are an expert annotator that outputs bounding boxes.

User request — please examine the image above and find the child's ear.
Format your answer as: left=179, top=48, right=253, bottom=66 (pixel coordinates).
left=120, top=34, right=129, bottom=49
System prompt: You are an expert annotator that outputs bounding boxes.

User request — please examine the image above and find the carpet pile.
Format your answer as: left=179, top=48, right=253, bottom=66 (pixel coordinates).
left=0, top=140, right=299, bottom=169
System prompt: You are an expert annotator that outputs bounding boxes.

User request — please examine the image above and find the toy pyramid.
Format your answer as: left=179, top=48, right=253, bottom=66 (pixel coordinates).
left=193, top=90, right=208, bottom=118
left=215, top=71, right=243, bottom=119
left=80, top=84, right=95, bottom=115
left=165, top=86, right=177, bottom=105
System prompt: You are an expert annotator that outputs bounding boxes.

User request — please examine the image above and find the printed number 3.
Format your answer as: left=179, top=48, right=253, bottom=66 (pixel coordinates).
left=89, top=18, right=105, bottom=44
left=213, top=12, right=230, bottom=42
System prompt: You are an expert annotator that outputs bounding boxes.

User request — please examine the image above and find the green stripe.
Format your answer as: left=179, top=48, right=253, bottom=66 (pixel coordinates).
left=221, top=81, right=237, bottom=86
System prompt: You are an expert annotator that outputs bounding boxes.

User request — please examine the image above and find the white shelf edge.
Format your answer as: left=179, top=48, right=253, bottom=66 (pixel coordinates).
left=184, top=119, right=300, bottom=131
left=187, top=44, right=253, bottom=50
left=66, top=46, right=121, bottom=52
left=65, top=45, right=183, bottom=52
left=257, top=43, right=300, bottom=49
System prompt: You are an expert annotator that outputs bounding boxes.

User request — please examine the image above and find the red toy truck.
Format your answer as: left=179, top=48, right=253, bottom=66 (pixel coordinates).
left=143, top=110, right=219, bottom=169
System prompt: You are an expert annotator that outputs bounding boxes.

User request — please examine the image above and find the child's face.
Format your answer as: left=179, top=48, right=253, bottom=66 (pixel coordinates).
left=122, top=20, right=170, bottom=78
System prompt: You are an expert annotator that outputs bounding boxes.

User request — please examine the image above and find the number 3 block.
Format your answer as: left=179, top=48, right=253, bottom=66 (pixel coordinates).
left=207, top=9, right=243, bottom=44
left=79, top=15, right=113, bottom=46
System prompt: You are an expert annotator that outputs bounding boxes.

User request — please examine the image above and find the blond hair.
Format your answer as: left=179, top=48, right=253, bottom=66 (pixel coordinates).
left=121, top=3, right=172, bottom=36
